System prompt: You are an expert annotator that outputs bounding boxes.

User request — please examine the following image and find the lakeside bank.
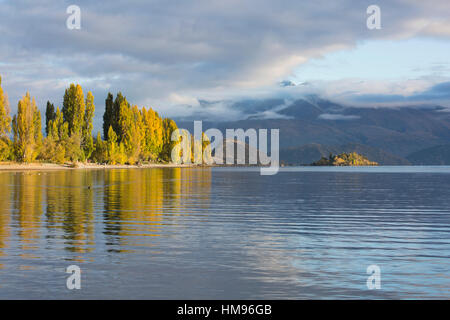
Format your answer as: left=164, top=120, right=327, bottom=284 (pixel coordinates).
left=0, top=162, right=201, bottom=171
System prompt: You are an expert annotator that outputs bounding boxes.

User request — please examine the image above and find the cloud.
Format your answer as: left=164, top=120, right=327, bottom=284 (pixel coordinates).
left=168, top=93, right=200, bottom=107
left=348, top=81, right=450, bottom=106
left=0, top=0, right=450, bottom=124
left=414, top=81, right=450, bottom=100
left=318, top=113, right=360, bottom=120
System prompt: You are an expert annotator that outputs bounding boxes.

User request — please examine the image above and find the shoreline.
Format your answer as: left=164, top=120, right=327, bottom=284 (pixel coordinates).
left=2, top=163, right=446, bottom=172
left=0, top=162, right=203, bottom=171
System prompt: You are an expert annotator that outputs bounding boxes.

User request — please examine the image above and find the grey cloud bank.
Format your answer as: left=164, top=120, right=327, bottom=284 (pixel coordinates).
left=0, top=0, right=450, bottom=124
left=351, top=81, right=450, bottom=105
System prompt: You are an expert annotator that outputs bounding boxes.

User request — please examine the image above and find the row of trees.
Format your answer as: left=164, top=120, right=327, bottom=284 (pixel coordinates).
left=0, top=76, right=196, bottom=164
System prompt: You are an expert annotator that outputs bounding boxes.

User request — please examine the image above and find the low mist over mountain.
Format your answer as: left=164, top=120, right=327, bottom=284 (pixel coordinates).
left=176, top=96, right=450, bottom=165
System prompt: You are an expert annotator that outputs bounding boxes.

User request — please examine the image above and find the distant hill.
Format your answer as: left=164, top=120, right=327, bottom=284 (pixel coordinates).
left=407, top=144, right=450, bottom=165
left=280, top=143, right=410, bottom=165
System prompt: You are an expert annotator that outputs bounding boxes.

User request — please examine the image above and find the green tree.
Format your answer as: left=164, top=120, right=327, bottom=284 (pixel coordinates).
left=118, top=142, right=127, bottom=165
left=0, top=76, right=12, bottom=161
left=113, top=92, right=129, bottom=142
left=46, top=108, right=82, bottom=163
left=61, top=84, right=86, bottom=162
left=0, top=137, right=13, bottom=161
left=160, top=118, right=178, bottom=162
left=119, top=104, right=144, bottom=164
left=92, top=132, right=107, bottom=164
left=103, top=92, right=114, bottom=140
left=33, top=108, right=43, bottom=156
left=45, top=101, right=56, bottom=136
left=82, top=91, right=95, bottom=160
left=12, top=93, right=42, bottom=162
left=141, top=107, right=163, bottom=161
left=0, top=76, right=11, bottom=137
left=64, top=134, right=84, bottom=162
left=106, top=126, right=118, bottom=164
left=49, top=107, right=69, bottom=142
left=42, top=107, right=70, bottom=163
left=62, top=84, right=85, bottom=137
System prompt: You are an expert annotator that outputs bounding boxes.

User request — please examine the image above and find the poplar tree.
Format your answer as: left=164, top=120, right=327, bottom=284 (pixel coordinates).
left=61, top=84, right=86, bottom=162
left=113, top=92, right=128, bottom=142
left=82, top=91, right=95, bottom=159
left=51, top=107, right=69, bottom=142
left=43, top=107, right=67, bottom=164
left=161, top=118, right=178, bottom=161
left=0, top=76, right=12, bottom=161
left=0, top=76, right=11, bottom=137
left=119, top=104, right=144, bottom=164
left=12, top=93, right=42, bottom=162
left=142, top=107, right=163, bottom=161
left=103, top=92, right=114, bottom=140
left=92, top=132, right=107, bottom=164
left=63, top=84, right=85, bottom=137
left=34, top=108, right=43, bottom=156
left=106, top=126, right=118, bottom=164
left=103, top=92, right=127, bottom=142
left=45, top=101, right=56, bottom=136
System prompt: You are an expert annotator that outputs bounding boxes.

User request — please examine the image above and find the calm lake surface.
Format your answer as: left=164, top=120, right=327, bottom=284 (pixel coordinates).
left=0, top=166, right=449, bottom=299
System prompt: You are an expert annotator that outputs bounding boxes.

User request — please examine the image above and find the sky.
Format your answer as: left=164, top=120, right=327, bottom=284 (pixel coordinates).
left=0, top=0, right=450, bottom=124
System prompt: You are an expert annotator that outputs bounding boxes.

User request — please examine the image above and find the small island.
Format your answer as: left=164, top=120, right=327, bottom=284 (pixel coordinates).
left=311, top=152, right=378, bottom=166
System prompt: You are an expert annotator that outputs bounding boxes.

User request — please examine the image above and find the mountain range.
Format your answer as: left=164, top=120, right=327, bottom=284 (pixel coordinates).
left=176, top=96, right=450, bottom=165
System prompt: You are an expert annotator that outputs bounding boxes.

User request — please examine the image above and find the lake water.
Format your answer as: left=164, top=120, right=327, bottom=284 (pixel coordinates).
left=0, top=167, right=449, bottom=299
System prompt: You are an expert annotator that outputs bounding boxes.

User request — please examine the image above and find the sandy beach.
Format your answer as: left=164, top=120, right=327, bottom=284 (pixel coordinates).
left=0, top=162, right=201, bottom=171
